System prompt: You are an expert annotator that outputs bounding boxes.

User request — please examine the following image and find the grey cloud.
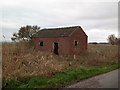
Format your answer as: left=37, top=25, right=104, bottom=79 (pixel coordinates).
left=1, top=1, right=118, bottom=42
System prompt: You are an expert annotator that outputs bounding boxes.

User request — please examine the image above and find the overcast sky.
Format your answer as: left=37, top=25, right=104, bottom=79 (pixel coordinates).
left=0, top=0, right=119, bottom=42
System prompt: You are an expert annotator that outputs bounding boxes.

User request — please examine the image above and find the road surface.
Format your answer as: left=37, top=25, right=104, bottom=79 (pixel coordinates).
left=66, top=69, right=119, bottom=88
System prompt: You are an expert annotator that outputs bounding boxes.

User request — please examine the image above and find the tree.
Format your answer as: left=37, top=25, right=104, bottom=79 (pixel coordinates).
left=11, top=25, right=40, bottom=42
left=117, top=38, right=120, bottom=45
left=107, top=34, right=118, bottom=45
left=11, top=33, right=19, bottom=41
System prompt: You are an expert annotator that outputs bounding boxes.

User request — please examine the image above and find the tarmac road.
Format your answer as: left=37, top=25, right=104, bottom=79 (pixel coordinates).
left=67, top=69, right=119, bottom=88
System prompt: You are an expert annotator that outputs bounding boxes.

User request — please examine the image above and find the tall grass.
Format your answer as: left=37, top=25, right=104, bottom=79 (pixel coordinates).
left=3, top=64, right=119, bottom=88
left=2, top=42, right=118, bottom=80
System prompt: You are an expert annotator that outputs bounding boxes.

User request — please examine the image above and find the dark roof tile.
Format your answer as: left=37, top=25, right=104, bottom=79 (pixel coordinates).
left=34, top=26, right=80, bottom=38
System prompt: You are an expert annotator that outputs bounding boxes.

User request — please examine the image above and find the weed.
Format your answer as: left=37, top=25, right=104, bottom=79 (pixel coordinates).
left=3, top=64, right=119, bottom=88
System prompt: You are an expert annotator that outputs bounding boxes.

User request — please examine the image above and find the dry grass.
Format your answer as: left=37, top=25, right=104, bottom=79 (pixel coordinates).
left=2, top=42, right=118, bottom=80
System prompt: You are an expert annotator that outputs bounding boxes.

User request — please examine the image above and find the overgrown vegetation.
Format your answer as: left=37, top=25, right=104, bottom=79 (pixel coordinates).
left=2, top=42, right=119, bottom=88
left=3, top=64, right=119, bottom=88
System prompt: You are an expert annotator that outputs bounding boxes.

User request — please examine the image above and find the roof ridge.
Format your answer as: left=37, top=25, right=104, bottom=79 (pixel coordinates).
left=41, top=26, right=80, bottom=30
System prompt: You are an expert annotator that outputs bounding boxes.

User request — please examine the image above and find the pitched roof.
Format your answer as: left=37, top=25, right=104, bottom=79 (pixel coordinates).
left=33, top=26, right=81, bottom=38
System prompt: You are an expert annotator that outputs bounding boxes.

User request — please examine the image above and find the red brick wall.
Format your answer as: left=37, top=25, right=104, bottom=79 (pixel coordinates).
left=32, top=37, right=71, bottom=54
left=32, top=27, right=87, bottom=54
left=68, top=27, right=88, bottom=54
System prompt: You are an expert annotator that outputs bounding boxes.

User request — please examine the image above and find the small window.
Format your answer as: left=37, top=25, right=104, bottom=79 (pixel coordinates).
left=39, top=41, right=43, bottom=46
left=74, top=40, right=78, bottom=46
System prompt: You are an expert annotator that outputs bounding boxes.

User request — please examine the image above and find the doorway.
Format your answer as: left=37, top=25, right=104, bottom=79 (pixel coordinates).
left=53, top=42, right=59, bottom=55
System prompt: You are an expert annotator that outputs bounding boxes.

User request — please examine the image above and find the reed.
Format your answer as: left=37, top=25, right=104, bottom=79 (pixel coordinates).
left=2, top=42, right=118, bottom=80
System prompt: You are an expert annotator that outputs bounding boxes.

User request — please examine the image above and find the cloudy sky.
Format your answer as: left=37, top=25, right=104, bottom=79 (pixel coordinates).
left=1, top=0, right=118, bottom=42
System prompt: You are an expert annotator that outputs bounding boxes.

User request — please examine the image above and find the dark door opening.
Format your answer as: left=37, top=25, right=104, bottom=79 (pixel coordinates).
left=53, top=42, right=58, bottom=55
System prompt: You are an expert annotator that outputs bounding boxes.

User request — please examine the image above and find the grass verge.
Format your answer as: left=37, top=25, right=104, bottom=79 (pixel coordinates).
left=3, top=63, right=120, bottom=88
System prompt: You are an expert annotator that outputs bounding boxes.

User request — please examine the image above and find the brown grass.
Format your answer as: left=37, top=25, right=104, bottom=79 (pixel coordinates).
left=2, top=42, right=118, bottom=80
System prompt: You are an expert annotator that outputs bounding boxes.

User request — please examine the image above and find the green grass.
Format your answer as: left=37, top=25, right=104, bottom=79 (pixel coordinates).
left=3, top=63, right=120, bottom=88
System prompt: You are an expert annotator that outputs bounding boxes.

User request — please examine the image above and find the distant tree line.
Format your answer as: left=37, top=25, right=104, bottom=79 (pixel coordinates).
left=88, top=34, right=120, bottom=45
left=89, top=42, right=108, bottom=44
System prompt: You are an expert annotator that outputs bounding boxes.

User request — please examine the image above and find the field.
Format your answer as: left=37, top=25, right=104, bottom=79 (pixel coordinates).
left=2, top=42, right=119, bottom=88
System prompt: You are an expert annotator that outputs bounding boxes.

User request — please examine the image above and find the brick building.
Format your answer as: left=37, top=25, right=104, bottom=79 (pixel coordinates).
left=32, top=26, right=88, bottom=54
